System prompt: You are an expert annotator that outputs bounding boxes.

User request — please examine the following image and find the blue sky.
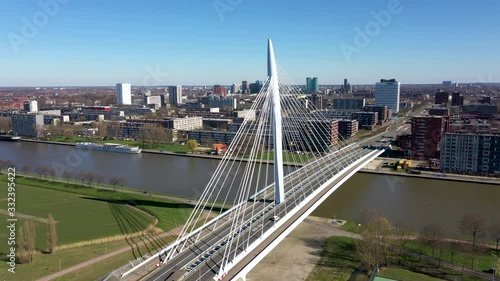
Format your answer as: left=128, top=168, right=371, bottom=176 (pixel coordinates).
left=1, top=0, right=499, bottom=86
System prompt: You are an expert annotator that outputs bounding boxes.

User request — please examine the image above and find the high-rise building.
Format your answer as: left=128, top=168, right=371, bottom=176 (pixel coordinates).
left=168, top=86, right=183, bottom=105
left=363, top=105, right=388, bottom=124
left=351, top=112, right=378, bottom=130
left=410, top=116, right=448, bottom=160
left=213, top=85, right=228, bottom=96
left=434, top=91, right=450, bottom=105
left=23, top=100, right=38, bottom=112
left=442, top=81, right=452, bottom=87
left=116, top=83, right=132, bottom=105
left=306, top=77, right=319, bottom=94
left=441, top=133, right=500, bottom=175
left=231, top=83, right=240, bottom=94
left=451, top=92, right=464, bottom=106
left=144, top=96, right=162, bottom=108
left=249, top=80, right=263, bottom=94
left=333, top=98, right=365, bottom=110
left=375, top=79, right=400, bottom=115
left=337, top=119, right=358, bottom=139
left=341, top=79, right=352, bottom=93
left=241, top=81, right=249, bottom=94
left=12, top=114, right=44, bottom=137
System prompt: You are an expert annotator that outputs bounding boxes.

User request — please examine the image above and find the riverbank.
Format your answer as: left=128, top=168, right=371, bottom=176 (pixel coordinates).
left=19, top=138, right=500, bottom=185
left=19, top=138, right=304, bottom=166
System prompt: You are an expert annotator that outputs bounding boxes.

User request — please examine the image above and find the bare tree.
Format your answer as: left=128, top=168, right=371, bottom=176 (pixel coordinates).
left=62, top=125, right=75, bottom=140
left=35, top=166, right=49, bottom=180
left=47, top=167, right=56, bottom=181
left=140, top=123, right=157, bottom=149
left=23, top=164, right=32, bottom=175
left=62, top=169, right=73, bottom=183
left=46, top=214, right=57, bottom=254
left=0, top=116, right=12, bottom=132
left=0, top=160, right=15, bottom=173
left=95, top=121, right=109, bottom=141
left=108, top=121, right=122, bottom=139
left=0, top=160, right=6, bottom=173
left=109, top=177, right=119, bottom=191
left=17, top=220, right=36, bottom=263
left=84, top=172, right=95, bottom=187
left=95, top=174, right=104, bottom=185
left=356, top=215, right=392, bottom=270
left=393, top=221, right=411, bottom=263
left=76, top=171, right=87, bottom=185
left=117, top=177, right=126, bottom=188
left=422, top=223, right=444, bottom=257
left=489, top=223, right=500, bottom=251
left=459, top=212, right=487, bottom=249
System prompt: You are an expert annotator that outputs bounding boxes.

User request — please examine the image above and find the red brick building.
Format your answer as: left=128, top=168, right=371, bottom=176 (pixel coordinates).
left=411, top=116, right=449, bottom=160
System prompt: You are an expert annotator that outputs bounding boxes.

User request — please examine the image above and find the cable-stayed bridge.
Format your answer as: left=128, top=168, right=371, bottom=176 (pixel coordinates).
left=119, top=39, right=385, bottom=281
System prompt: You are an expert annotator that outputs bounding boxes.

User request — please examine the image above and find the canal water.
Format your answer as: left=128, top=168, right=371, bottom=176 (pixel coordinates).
left=1, top=141, right=499, bottom=235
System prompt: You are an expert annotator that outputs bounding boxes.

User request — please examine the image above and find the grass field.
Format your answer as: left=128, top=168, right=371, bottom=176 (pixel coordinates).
left=0, top=233, right=176, bottom=281
left=306, top=236, right=367, bottom=281
left=5, top=175, right=195, bottom=231
left=0, top=179, right=155, bottom=253
left=377, top=267, right=445, bottom=281
left=0, top=174, right=195, bottom=280
left=405, top=240, right=500, bottom=274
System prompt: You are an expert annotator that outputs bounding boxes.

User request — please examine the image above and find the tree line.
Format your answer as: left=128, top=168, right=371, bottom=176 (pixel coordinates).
left=356, top=210, right=500, bottom=274
left=1, top=159, right=127, bottom=191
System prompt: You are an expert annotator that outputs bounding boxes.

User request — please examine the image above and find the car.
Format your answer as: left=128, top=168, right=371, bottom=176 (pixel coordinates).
left=270, top=215, right=280, bottom=221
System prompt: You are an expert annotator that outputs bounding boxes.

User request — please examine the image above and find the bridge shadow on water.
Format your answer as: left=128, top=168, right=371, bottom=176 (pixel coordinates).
left=81, top=197, right=194, bottom=260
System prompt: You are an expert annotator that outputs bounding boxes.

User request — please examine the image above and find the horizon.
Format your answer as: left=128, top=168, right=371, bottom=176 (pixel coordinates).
left=1, top=0, right=499, bottom=86
left=2, top=82, right=500, bottom=88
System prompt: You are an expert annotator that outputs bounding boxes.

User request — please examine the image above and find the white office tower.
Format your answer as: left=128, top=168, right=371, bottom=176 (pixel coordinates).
left=375, top=79, right=400, bottom=115
left=116, top=83, right=132, bottom=105
left=24, top=100, right=38, bottom=112
left=169, top=85, right=183, bottom=105
left=231, top=83, right=240, bottom=94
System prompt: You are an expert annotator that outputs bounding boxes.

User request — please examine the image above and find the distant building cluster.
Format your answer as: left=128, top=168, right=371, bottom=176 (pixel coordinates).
left=398, top=89, right=500, bottom=176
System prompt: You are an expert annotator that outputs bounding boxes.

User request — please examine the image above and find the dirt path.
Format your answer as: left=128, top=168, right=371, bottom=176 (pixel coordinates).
left=247, top=216, right=357, bottom=281
left=0, top=209, right=58, bottom=224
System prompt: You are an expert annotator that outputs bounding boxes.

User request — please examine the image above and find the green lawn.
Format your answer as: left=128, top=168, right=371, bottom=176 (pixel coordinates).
left=0, top=232, right=175, bottom=281
left=0, top=175, right=195, bottom=281
left=405, top=240, right=499, bottom=273
left=0, top=179, right=155, bottom=253
left=306, top=237, right=367, bottom=281
left=8, top=176, right=194, bottom=232
left=338, top=220, right=362, bottom=234
left=377, top=267, right=445, bottom=281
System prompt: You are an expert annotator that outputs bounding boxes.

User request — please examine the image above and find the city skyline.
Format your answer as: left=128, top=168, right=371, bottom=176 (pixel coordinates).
left=1, top=0, right=499, bottom=86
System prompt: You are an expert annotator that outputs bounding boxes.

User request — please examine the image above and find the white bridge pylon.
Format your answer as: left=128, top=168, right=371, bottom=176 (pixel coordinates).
left=120, top=39, right=383, bottom=281
left=268, top=39, right=285, bottom=205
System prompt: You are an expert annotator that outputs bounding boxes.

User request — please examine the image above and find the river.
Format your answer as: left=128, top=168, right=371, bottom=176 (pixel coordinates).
left=1, top=141, right=499, bottom=235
